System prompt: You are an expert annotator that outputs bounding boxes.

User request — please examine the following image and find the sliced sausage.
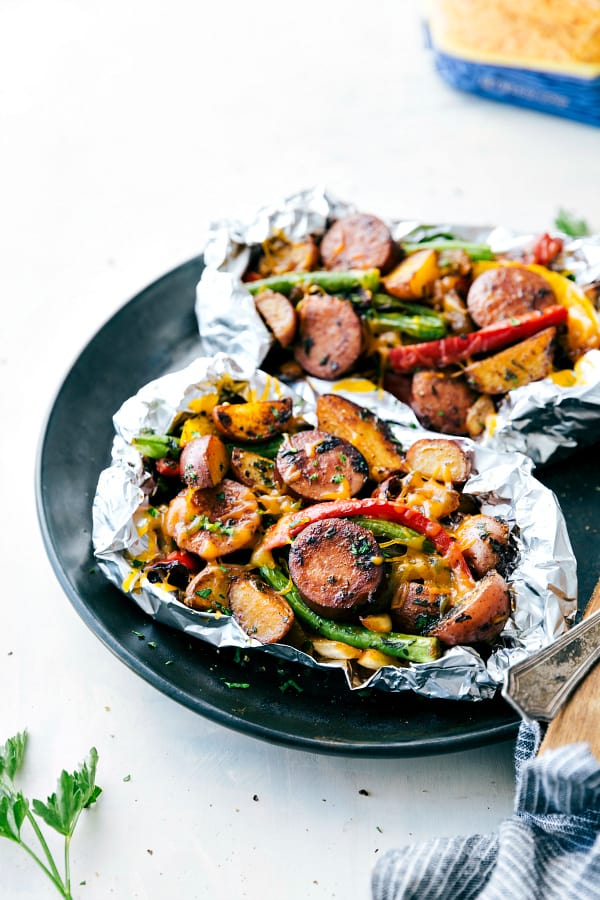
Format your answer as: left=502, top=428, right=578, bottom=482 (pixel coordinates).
left=466, top=266, right=555, bottom=328
left=294, top=294, right=363, bottom=379
left=229, top=574, right=294, bottom=644
left=320, top=213, right=396, bottom=273
left=289, top=518, right=384, bottom=619
left=164, top=479, right=261, bottom=560
left=275, top=430, right=368, bottom=501
left=410, top=372, right=476, bottom=435
left=455, top=514, right=510, bottom=578
left=429, top=571, right=511, bottom=645
left=390, top=582, right=443, bottom=634
left=254, top=289, right=297, bottom=347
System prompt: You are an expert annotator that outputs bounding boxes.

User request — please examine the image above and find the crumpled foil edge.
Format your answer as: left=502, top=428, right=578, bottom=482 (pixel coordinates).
left=92, top=354, right=577, bottom=701
left=195, top=185, right=600, bottom=466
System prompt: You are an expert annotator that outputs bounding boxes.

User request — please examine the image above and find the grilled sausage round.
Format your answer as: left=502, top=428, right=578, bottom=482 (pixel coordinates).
left=320, top=213, right=396, bottom=273
left=466, top=266, right=556, bottom=328
left=275, top=430, right=368, bottom=501
left=289, top=518, right=384, bottom=619
left=410, top=372, right=476, bottom=435
left=294, top=294, right=363, bottom=378
left=164, top=479, right=261, bottom=560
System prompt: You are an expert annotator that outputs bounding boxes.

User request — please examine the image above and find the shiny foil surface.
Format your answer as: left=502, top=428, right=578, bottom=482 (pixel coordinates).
left=196, top=186, right=600, bottom=465
left=92, top=355, right=577, bottom=700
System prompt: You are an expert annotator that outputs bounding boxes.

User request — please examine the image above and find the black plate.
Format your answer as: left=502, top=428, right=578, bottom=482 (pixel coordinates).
left=36, top=256, right=598, bottom=757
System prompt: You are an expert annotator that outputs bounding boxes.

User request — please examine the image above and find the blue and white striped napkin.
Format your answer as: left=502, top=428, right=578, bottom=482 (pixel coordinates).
left=372, top=724, right=600, bottom=900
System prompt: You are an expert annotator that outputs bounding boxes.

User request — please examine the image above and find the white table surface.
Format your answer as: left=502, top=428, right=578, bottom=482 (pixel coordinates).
left=2, top=2, right=598, bottom=897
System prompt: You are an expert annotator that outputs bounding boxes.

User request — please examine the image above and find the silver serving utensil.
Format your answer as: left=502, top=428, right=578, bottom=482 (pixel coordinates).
left=502, top=609, right=600, bottom=722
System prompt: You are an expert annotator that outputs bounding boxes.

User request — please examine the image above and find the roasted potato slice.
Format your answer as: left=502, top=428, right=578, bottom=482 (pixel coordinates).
left=184, top=563, right=245, bottom=611
left=381, top=249, right=440, bottom=299
left=229, top=574, right=294, bottom=644
left=229, top=448, right=279, bottom=493
left=180, top=435, right=229, bottom=489
left=258, top=232, right=319, bottom=276
left=465, top=327, right=556, bottom=395
left=316, top=393, right=406, bottom=482
left=465, top=395, right=496, bottom=438
left=405, top=438, right=471, bottom=484
left=254, top=290, right=297, bottom=348
left=455, top=514, right=510, bottom=578
left=212, top=398, right=292, bottom=442
left=429, top=571, right=511, bottom=646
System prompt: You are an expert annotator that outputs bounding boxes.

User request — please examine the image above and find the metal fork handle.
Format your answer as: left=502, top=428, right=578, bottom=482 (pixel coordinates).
left=502, top=610, right=600, bottom=722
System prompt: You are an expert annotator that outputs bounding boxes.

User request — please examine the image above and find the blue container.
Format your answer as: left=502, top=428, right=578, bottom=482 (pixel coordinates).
left=426, top=22, right=600, bottom=127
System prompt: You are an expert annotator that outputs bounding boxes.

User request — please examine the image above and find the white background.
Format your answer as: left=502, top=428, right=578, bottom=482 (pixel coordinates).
left=2, top=1, right=599, bottom=898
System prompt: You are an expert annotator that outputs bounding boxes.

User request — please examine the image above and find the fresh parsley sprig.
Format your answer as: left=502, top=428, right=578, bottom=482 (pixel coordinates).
left=554, top=208, right=591, bottom=238
left=0, top=731, right=101, bottom=899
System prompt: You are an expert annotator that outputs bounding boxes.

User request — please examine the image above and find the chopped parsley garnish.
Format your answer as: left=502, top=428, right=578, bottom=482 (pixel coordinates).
left=279, top=679, right=303, bottom=694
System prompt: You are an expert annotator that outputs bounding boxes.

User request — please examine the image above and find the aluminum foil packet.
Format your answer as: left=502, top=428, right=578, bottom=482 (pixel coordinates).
left=92, top=354, right=577, bottom=701
left=196, top=185, right=600, bottom=465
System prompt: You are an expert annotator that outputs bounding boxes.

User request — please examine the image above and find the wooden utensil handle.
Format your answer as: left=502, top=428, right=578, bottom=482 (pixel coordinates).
left=539, top=577, right=600, bottom=760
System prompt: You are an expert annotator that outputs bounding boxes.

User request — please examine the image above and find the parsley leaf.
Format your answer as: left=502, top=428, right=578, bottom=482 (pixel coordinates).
left=0, top=732, right=102, bottom=897
left=554, top=208, right=591, bottom=238
left=0, top=794, right=28, bottom=842
left=0, top=731, right=27, bottom=781
left=32, top=748, right=101, bottom=836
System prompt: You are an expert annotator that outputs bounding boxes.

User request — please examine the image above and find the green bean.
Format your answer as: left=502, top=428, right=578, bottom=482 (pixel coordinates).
left=259, top=565, right=441, bottom=663
left=245, top=268, right=380, bottom=296
left=353, top=517, right=435, bottom=554
left=366, top=312, right=446, bottom=340
left=401, top=239, right=494, bottom=260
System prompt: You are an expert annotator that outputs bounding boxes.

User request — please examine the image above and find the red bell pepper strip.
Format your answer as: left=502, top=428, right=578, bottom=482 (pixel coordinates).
left=155, top=457, right=182, bottom=477
left=388, top=304, right=568, bottom=374
left=260, top=498, right=475, bottom=591
left=527, top=233, right=564, bottom=267
left=151, top=549, right=200, bottom=571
